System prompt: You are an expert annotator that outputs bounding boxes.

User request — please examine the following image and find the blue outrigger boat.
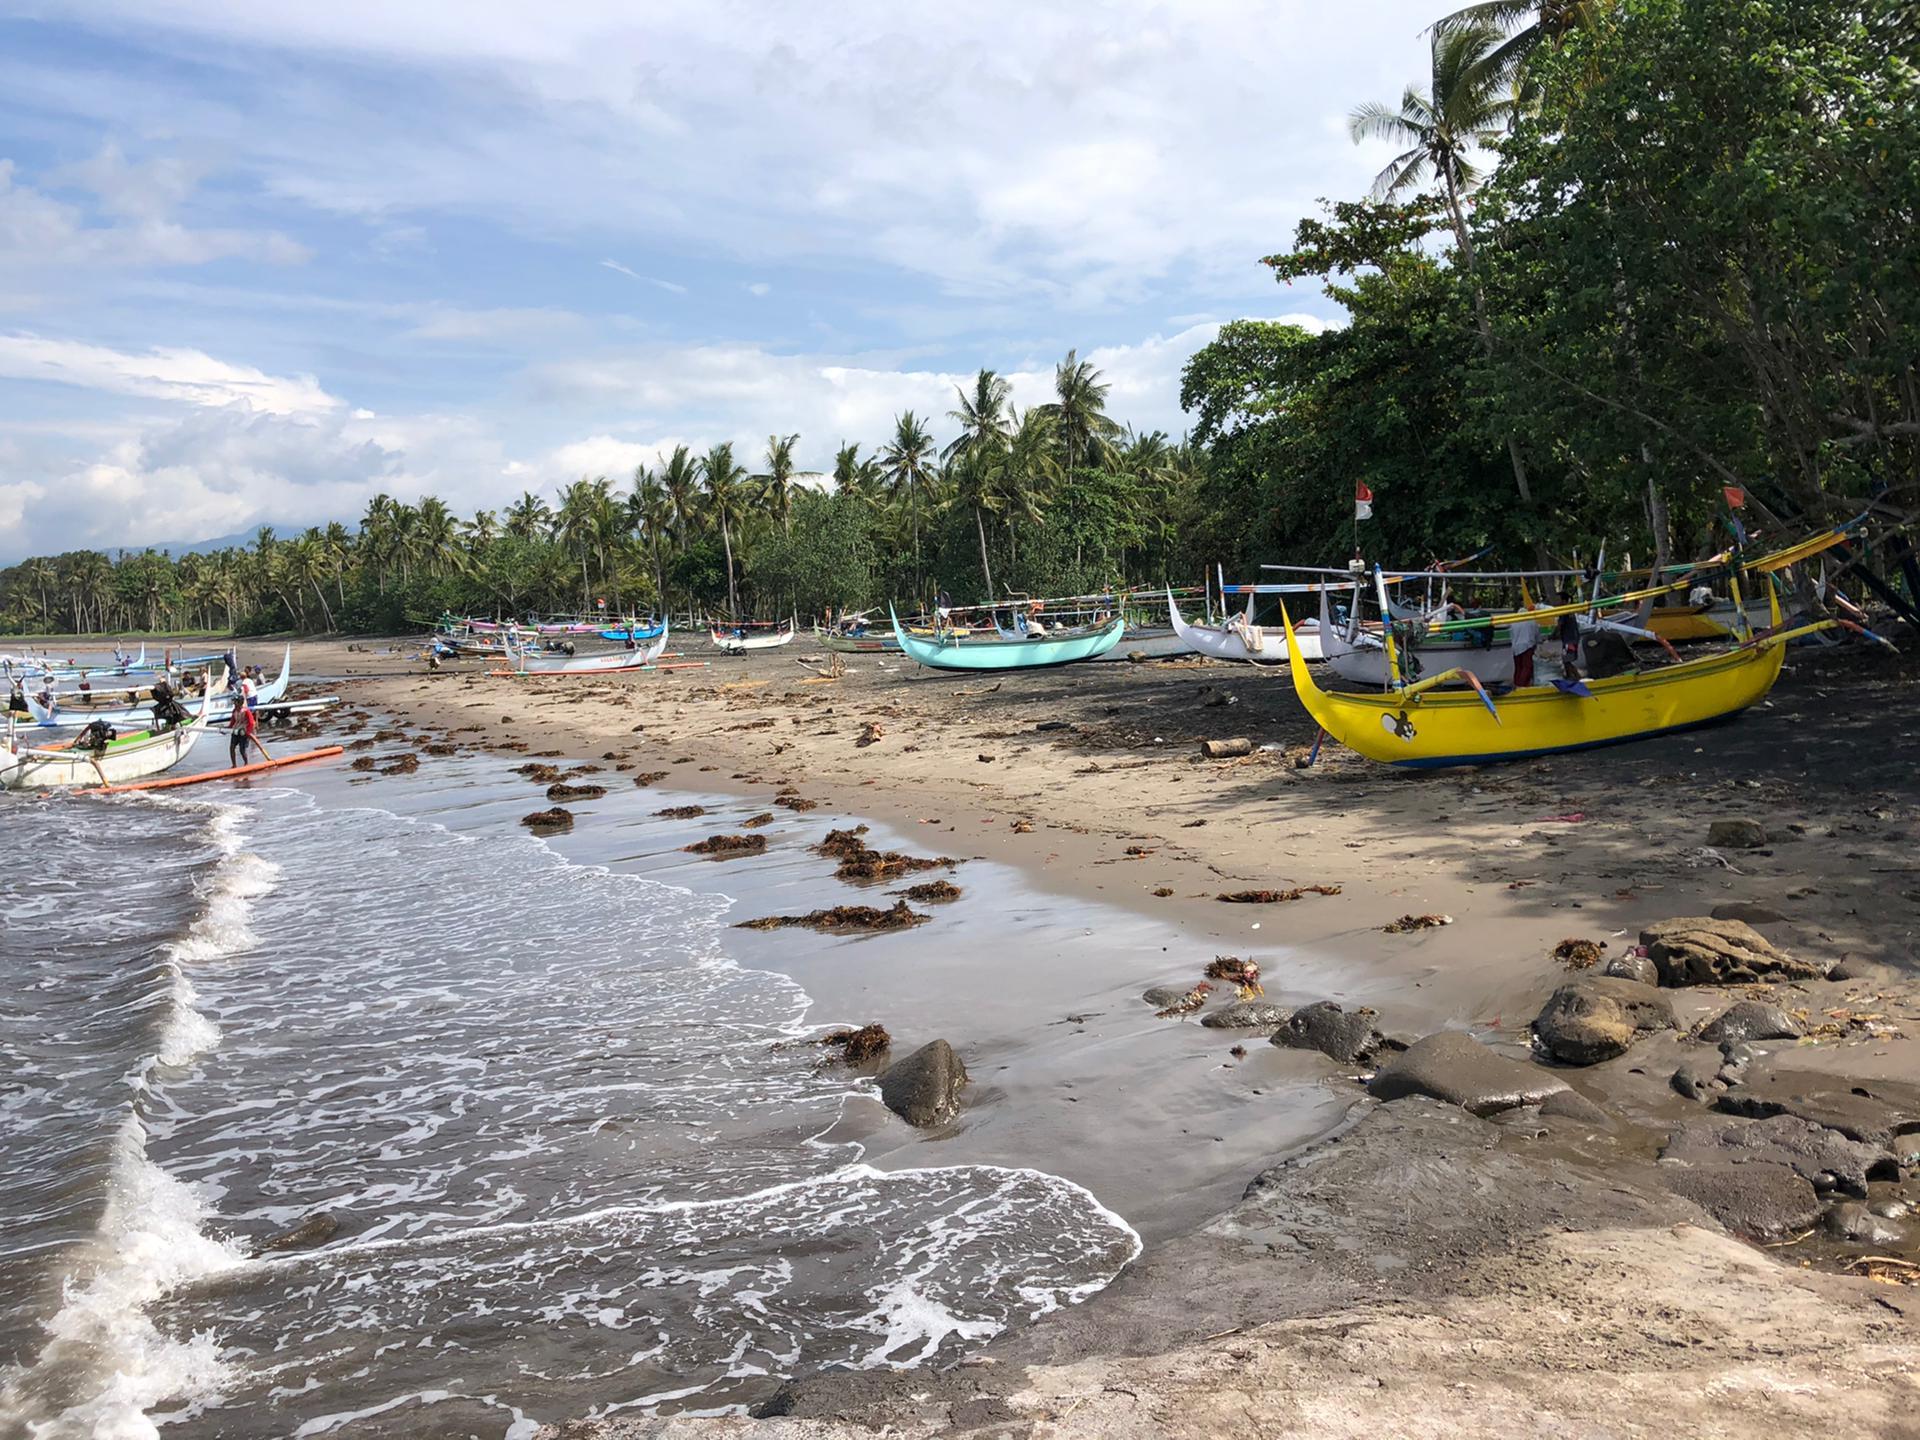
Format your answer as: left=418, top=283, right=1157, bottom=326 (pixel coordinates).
left=888, top=606, right=1125, bottom=671
left=599, top=619, right=666, bottom=643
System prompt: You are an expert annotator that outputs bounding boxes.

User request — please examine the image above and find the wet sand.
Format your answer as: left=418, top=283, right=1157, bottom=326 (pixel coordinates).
left=270, top=635, right=1920, bottom=1432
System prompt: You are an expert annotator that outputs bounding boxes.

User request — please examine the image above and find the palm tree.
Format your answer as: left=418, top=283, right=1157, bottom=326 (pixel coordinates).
left=880, top=411, right=939, bottom=592
left=1350, top=20, right=1533, bottom=502
left=944, top=368, right=1013, bottom=462
left=555, top=476, right=613, bottom=611
left=465, top=509, right=499, bottom=547
left=659, top=444, right=702, bottom=548
left=290, top=529, right=335, bottom=631
left=1001, top=407, right=1058, bottom=574
left=504, top=490, right=552, bottom=540
left=760, top=433, right=801, bottom=537
left=1040, top=351, right=1122, bottom=479
left=629, top=466, right=673, bottom=607
left=415, top=496, right=462, bottom=576
left=20, top=556, right=55, bottom=627
left=1433, top=1, right=1610, bottom=91
left=701, top=442, right=751, bottom=616
left=943, top=447, right=1006, bottom=598
left=832, top=442, right=883, bottom=506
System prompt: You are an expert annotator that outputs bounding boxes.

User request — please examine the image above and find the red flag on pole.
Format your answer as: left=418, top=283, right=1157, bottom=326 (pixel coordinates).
left=1722, top=486, right=1747, bottom=510
left=1354, top=480, right=1374, bottom=521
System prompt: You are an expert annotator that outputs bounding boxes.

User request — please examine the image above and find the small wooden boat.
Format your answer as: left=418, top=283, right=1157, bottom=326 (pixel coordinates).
left=708, top=622, right=797, bottom=654
left=814, top=624, right=901, bottom=653
left=501, top=624, right=669, bottom=674
left=3, top=678, right=219, bottom=789
left=599, top=619, right=666, bottom=643
left=1320, top=590, right=1517, bottom=688
left=889, top=607, right=1124, bottom=671
left=1279, top=597, right=1822, bottom=768
left=1167, top=589, right=1321, bottom=664
left=1088, top=624, right=1190, bottom=662
left=24, top=648, right=293, bottom=728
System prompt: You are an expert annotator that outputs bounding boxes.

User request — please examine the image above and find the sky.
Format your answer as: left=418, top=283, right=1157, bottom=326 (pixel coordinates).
left=0, top=1, right=1445, bottom=561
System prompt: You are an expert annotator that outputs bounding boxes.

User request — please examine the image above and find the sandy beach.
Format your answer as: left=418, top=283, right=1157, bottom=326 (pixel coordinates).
left=254, top=632, right=1920, bottom=1436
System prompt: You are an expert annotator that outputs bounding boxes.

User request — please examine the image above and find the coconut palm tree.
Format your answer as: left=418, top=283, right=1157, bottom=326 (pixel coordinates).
left=465, top=509, right=499, bottom=547
left=1040, top=351, right=1122, bottom=479
left=505, top=490, right=552, bottom=540
left=701, top=442, right=751, bottom=617
left=760, top=433, right=801, bottom=537
left=1001, top=407, right=1058, bottom=574
left=659, top=444, right=702, bottom=549
left=628, top=466, right=673, bottom=607
left=20, top=556, right=55, bottom=628
left=1432, top=1, right=1610, bottom=90
left=880, top=411, right=939, bottom=592
left=944, top=368, right=1013, bottom=462
left=1350, top=19, right=1533, bottom=502
left=555, top=476, right=613, bottom=610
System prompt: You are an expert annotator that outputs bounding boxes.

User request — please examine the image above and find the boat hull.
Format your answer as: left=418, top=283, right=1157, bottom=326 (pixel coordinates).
left=1167, top=590, right=1318, bottom=663
left=506, top=626, right=669, bottom=674
left=1281, top=606, right=1787, bottom=768
left=3, top=677, right=219, bottom=788
left=1326, top=638, right=1515, bottom=689
left=24, top=647, right=292, bottom=728
left=889, top=609, right=1125, bottom=670
left=709, top=626, right=796, bottom=654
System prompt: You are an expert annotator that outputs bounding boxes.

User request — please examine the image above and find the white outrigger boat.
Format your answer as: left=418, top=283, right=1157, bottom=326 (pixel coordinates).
left=23, top=648, right=294, bottom=728
left=3, top=670, right=222, bottom=790
left=1167, top=588, right=1325, bottom=664
left=500, top=623, right=669, bottom=675
left=707, top=620, right=796, bottom=655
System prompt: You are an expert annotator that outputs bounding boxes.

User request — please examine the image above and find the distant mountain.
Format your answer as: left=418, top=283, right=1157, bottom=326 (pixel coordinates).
left=142, top=529, right=285, bottom=557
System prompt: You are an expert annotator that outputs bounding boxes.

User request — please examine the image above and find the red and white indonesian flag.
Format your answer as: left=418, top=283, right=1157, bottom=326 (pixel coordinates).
left=1354, top=480, right=1374, bottom=521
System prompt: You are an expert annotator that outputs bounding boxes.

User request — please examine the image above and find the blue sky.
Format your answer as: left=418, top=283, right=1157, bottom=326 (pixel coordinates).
left=0, top=1, right=1444, bottom=560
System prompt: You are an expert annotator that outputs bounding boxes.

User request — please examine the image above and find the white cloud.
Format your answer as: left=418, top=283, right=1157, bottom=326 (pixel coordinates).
left=0, top=152, right=309, bottom=272
left=745, top=282, right=771, bottom=297
left=30, top=2, right=1436, bottom=307
left=0, top=333, right=339, bottom=415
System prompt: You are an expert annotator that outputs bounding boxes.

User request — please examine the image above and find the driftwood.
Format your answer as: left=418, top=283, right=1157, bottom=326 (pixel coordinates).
left=1200, top=737, right=1254, bottom=758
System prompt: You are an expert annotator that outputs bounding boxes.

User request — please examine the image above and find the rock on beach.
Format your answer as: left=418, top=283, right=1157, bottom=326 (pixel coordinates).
left=1640, top=917, right=1828, bottom=985
left=1368, top=1032, right=1571, bottom=1117
left=878, top=1040, right=968, bottom=1127
left=1270, top=1000, right=1385, bottom=1064
left=1530, top=977, right=1676, bottom=1065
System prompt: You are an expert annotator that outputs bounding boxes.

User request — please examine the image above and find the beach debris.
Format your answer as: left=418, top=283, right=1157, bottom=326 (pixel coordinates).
left=1217, top=885, right=1342, bottom=904
left=976, top=752, right=995, bottom=763
left=632, top=770, right=670, bottom=786
left=1205, top=956, right=1264, bottom=998
left=1011, top=819, right=1033, bottom=833
left=1845, top=1256, right=1920, bottom=1285
left=521, top=807, right=574, bottom=834
left=1530, top=978, right=1677, bottom=1064
left=1707, top=818, right=1769, bottom=849
left=1142, top=985, right=1194, bottom=1008
left=1382, top=913, right=1452, bottom=933
left=1272, top=1001, right=1387, bottom=1065
left=737, top=902, right=927, bottom=933
left=423, top=743, right=457, bottom=756
left=348, top=756, right=376, bottom=772
left=814, top=824, right=953, bottom=882
left=817, top=1022, right=890, bottom=1065
left=894, top=879, right=961, bottom=903
left=774, top=792, right=819, bottom=811
left=1229, top=1044, right=1247, bottom=1058
left=856, top=721, right=885, bottom=747
left=516, top=762, right=564, bottom=781
left=1640, top=916, right=1828, bottom=985
left=685, top=833, right=768, bottom=858
left=1200, top=737, right=1253, bottom=758
left=654, top=805, right=707, bottom=819
left=1553, top=937, right=1607, bottom=969
left=740, top=811, right=775, bottom=828
left=1153, top=886, right=1175, bottom=897
left=1369, top=1032, right=1572, bottom=1117
left=546, top=782, right=606, bottom=802
left=1203, top=691, right=1238, bottom=708
left=879, top=1040, right=969, bottom=1127
left=1201, top=1000, right=1293, bottom=1031
left=376, top=753, right=420, bottom=776
left=252, top=1212, right=340, bottom=1256
left=1155, top=982, right=1214, bottom=1019
left=816, top=824, right=872, bottom=858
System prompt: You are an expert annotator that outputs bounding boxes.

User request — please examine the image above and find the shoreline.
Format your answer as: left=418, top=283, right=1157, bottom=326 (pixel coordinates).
left=112, top=636, right=1920, bottom=1430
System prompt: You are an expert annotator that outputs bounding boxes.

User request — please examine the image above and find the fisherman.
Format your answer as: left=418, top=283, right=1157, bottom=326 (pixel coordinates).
left=227, top=696, right=259, bottom=767
left=1509, top=615, right=1540, bottom=687
left=76, top=718, right=116, bottom=753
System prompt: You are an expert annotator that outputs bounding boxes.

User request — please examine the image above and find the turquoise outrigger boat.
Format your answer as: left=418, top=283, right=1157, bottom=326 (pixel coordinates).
left=888, top=606, right=1126, bottom=671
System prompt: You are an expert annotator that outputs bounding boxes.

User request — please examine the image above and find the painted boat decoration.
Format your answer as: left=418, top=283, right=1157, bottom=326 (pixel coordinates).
left=1167, top=589, right=1320, bottom=664
left=708, top=622, right=797, bottom=654
left=502, top=623, right=669, bottom=674
left=889, top=606, right=1124, bottom=671
left=2, top=675, right=219, bottom=790
left=1278, top=597, right=1825, bottom=768
left=23, top=648, right=293, bottom=728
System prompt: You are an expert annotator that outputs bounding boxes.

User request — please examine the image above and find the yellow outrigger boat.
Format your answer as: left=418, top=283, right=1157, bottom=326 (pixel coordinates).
left=1280, top=592, right=1838, bottom=768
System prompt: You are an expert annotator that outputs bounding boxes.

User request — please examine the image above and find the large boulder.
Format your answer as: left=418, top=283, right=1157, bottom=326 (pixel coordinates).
left=1697, top=999, right=1803, bottom=1045
left=1530, top=977, right=1677, bottom=1065
left=1200, top=1000, right=1293, bottom=1031
left=1270, top=1000, right=1385, bottom=1065
left=1661, top=1116, right=1893, bottom=1198
left=1713, top=1067, right=1920, bottom=1150
left=1368, top=1032, right=1570, bottom=1117
left=878, top=1040, right=968, bottom=1127
left=1640, top=917, right=1828, bottom=985
left=1658, top=1160, right=1821, bottom=1242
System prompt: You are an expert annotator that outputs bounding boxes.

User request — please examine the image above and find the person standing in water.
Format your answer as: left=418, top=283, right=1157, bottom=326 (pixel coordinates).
left=227, top=696, right=258, bottom=767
